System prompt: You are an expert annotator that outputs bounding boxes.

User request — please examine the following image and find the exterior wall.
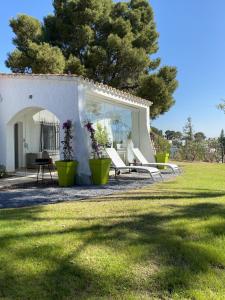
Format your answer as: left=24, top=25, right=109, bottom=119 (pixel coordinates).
left=5, top=108, right=43, bottom=171
left=0, top=76, right=77, bottom=172
left=139, top=106, right=155, bottom=163
left=0, top=74, right=154, bottom=182
left=7, top=110, right=60, bottom=169
left=0, top=79, right=6, bottom=167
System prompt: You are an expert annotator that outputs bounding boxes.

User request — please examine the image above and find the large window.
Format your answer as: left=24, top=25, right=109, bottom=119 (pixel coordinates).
left=84, top=97, right=139, bottom=150
left=40, top=122, right=60, bottom=152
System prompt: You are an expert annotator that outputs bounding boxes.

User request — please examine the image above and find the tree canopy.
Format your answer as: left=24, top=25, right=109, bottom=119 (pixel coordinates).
left=218, top=129, right=225, bottom=162
left=6, top=0, right=178, bottom=118
left=165, top=130, right=182, bottom=140
left=194, top=132, right=206, bottom=142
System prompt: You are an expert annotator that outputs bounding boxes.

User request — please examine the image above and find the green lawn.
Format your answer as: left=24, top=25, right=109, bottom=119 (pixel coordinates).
left=1, top=163, right=225, bottom=299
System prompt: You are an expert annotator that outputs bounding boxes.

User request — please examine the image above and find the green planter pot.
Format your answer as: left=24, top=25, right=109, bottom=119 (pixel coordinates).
left=89, top=158, right=111, bottom=185
left=155, top=153, right=170, bottom=169
left=55, top=160, right=78, bottom=187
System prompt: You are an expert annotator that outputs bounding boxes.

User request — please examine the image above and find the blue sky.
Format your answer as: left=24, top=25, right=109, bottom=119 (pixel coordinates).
left=1, top=0, right=225, bottom=137
left=151, top=0, right=225, bottom=137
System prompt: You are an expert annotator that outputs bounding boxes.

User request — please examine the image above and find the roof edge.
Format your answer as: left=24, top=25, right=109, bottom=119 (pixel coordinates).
left=0, top=73, right=152, bottom=107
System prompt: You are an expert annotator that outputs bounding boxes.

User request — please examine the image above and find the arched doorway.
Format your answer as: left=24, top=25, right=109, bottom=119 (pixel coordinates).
left=7, top=107, right=60, bottom=171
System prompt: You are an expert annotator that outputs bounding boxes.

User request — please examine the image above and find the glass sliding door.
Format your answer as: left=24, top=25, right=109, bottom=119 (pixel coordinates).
left=84, top=97, right=140, bottom=161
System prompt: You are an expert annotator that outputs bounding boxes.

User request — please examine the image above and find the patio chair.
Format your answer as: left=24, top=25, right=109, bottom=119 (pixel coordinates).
left=132, top=148, right=181, bottom=174
left=34, top=151, right=53, bottom=182
left=105, top=148, right=163, bottom=181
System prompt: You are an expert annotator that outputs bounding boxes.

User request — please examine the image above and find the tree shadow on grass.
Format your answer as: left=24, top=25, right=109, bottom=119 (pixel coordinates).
left=0, top=245, right=128, bottom=300
left=1, top=202, right=225, bottom=298
left=87, top=189, right=225, bottom=203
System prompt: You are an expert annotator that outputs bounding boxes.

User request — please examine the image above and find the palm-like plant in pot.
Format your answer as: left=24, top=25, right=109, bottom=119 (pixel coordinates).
left=55, top=120, right=78, bottom=186
left=84, top=121, right=111, bottom=185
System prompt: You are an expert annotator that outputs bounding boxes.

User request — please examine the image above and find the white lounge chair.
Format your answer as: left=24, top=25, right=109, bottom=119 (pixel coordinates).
left=132, top=148, right=181, bottom=174
left=105, top=148, right=163, bottom=181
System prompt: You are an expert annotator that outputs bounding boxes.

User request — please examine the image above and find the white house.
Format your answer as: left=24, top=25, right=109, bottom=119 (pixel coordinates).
left=0, top=73, right=155, bottom=183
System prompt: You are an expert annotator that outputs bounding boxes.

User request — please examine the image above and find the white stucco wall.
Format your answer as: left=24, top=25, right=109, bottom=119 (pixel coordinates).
left=0, top=74, right=155, bottom=183
left=6, top=110, right=60, bottom=168
left=0, top=75, right=78, bottom=172
left=139, top=107, right=155, bottom=162
left=33, top=110, right=60, bottom=123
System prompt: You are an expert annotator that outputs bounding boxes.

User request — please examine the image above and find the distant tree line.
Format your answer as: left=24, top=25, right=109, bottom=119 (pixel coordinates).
left=152, top=117, right=225, bottom=162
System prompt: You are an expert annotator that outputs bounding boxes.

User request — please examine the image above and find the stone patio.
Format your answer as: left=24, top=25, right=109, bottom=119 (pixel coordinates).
left=0, top=171, right=175, bottom=209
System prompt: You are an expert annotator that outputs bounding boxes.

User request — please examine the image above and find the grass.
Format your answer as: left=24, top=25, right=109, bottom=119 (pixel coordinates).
left=1, top=162, right=225, bottom=299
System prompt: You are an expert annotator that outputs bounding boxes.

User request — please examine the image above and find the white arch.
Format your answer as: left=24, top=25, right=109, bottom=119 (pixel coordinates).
left=6, top=106, right=60, bottom=171
left=0, top=76, right=92, bottom=181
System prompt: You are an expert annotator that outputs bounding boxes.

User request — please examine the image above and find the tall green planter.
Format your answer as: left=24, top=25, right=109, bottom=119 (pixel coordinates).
left=89, top=158, right=111, bottom=185
left=155, top=153, right=170, bottom=169
left=55, top=160, right=78, bottom=187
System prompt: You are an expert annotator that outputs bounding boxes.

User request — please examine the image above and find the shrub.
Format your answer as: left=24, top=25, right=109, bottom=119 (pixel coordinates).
left=152, top=133, right=171, bottom=153
left=95, top=123, right=110, bottom=148
left=0, top=165, right=6, bottom=178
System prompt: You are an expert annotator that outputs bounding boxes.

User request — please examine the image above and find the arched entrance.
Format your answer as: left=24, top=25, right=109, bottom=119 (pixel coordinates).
left=7, top=107, right=60, bottom=171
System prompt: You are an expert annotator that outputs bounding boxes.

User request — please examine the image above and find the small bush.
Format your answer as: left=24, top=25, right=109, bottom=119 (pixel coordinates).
left=0, top=165, right=6, bottom=178
left=151, top=132, right=171, bottom=153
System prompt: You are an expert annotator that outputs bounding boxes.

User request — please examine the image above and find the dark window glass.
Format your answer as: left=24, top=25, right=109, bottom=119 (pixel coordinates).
left=40, top=122, right=60, bottom=151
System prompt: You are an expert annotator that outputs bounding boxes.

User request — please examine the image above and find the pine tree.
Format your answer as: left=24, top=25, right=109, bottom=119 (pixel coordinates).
left=6, top=0, right=178, bottom=118
left=183, top=117, right=194, bottom=143
left=218, top=129, right=225, bottom=163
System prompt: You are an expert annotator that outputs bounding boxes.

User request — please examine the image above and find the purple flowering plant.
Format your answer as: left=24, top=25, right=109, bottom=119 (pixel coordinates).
left=61, top=120, right=73, bottom=161
left=84, top=121, right=101, bottom=159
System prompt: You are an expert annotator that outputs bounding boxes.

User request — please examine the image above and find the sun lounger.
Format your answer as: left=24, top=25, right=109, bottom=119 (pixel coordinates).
left=105, top=148, right=163, bottom=181
left=132, top=148, right=181, bottom=174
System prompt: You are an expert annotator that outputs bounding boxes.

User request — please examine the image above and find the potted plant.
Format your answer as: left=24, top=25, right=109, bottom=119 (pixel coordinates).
left=55, top=120, right=78, bottom=187
left=84, top=121, right=111, bottom=185
left=153, top=134, right=171, bottom=169
left=95, top=123, right=111, bottom=148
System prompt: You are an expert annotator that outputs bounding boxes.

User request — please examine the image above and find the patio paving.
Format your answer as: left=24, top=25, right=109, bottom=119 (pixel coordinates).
left=0, top=171, right=175, bottom=209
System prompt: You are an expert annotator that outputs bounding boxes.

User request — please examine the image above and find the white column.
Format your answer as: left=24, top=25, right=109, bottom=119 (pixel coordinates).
left=0, top=124, right=7, bottom=169
left=73, top=83, right=92, bottom=185
left=0, top=94, right=7, bottom=169
left=131, top=110, right=140, bottom=147
left=139, top=107, right=155, bottom=162
left=6, top=124, right=15, bottom=172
